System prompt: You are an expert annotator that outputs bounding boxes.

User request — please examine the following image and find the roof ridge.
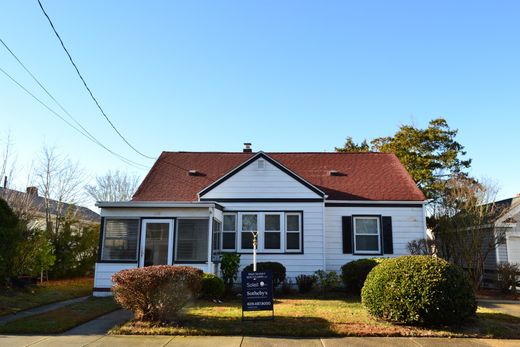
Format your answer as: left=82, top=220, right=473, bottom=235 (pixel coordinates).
left=161, top=151, right=392, bottom=155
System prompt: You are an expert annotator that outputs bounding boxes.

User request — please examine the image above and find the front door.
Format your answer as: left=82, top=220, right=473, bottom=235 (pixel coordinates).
left=139, top=219, right=174, bottom=267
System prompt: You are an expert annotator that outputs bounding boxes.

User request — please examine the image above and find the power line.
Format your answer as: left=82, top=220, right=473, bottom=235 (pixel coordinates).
left=36, top=0, right=155, bottom=160
left=0, top=65, right=149, bottom=171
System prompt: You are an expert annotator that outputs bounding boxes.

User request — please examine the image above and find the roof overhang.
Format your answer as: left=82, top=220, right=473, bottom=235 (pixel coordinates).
left=197, top=151, right=326, bottom=199
left=96, top=201, right=223, bottom=210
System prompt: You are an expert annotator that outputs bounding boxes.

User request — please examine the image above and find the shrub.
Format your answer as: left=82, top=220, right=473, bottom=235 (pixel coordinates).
left=243, top=262, right=286, bottom=288
left=362, top=255, right=476, bottom=325
left=341, top=258, right=382, bottom=295
left=295, top=274, right=316, bottom=293
left=314, top=270, right=340, bottom=292
left=200, top=273, right=225, bottom=299
left=220, top=253, right=241, bottom=293
left=112, top=265, right=203, bottom=322
left=281, top=279, right=295, bottom=295
left=496, top=262, right=520, bottom=295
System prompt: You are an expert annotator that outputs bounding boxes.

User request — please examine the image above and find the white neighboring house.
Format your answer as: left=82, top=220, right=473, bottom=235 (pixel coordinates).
left=483, top=195, right=520, bottom=284
left=93, top=145, right=427, bottom=296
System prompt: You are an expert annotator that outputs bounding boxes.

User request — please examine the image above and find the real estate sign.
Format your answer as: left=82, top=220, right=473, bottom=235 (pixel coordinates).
left=241, top=270, right=274, bottom=319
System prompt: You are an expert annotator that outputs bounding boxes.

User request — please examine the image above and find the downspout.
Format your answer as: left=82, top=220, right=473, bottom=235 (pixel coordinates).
left=322, top=195, right=328, bottom=271
left=208, top=207, right=214, bottom=274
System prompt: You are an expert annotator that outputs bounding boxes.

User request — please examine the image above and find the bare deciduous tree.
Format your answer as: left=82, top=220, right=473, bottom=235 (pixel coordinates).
left=36, top=145, right=87, bottom=235
left=85, top=170, right=140, bottom=202
left=430, top=175, right=508, bottom=290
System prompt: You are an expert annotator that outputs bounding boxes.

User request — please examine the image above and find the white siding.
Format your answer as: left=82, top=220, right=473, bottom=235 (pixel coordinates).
left=201, top=158, right=321, bottom=199
left=94, top=262, right=137, bottom=289
left=219, top=202, right=325, bottom=279
left=324, top=206, right=427, bottom=272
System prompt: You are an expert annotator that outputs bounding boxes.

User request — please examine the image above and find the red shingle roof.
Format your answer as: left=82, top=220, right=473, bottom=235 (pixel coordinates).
left=132, top=152, right=425, bottom=202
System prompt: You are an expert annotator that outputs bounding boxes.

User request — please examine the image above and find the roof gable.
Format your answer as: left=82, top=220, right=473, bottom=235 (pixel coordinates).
left=199, top=152, right=324, bottom=199
left=132, top=151, right=426, bottom=202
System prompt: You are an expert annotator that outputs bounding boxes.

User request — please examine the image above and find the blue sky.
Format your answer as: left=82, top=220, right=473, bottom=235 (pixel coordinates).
left=1, top=1, right=519, bottom=203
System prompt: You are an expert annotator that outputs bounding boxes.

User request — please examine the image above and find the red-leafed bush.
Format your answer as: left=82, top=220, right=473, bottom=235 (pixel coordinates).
left=112, top=265, right=203, bottom=322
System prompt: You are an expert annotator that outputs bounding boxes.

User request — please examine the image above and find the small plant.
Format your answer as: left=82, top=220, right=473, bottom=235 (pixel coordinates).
left=362, top=255, right=476, bottom=325
left=341, top=258, right=383, bottom=295
left=496, top=262, right=520, bottom=295
left=243, top=262, right=286, bottom=288
left=200, top=273, right=225, bottom=300
left=112, top=265, right=203, bottom=322
left=220, top=253, right=241, bottom=294
left=295, top=274, right=316, bottom=293
left=314, top=270, right=340, bottom=292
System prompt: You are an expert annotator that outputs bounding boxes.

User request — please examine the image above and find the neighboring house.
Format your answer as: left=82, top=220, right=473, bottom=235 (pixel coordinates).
left=93, top=145, right=427, bottom=296
left=0, top=186, right=99, bottom=228
left=483, top=195, right=520, bottom=284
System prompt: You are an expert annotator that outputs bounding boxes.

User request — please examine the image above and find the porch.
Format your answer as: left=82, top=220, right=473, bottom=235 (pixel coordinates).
left=93, top=201, right=223, bottom=296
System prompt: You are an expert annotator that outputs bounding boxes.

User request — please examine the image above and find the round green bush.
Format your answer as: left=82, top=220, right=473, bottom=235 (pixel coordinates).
left=341, top=258, right=383, bottom=295
left=243, top=262, right=286, bottom=288
left=200, top=273, right=225, bottom=299
left=361, top=255, right=476, bottom=325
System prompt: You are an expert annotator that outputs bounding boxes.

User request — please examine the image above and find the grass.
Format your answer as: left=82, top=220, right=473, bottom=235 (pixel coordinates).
left=0, top=277, right=93, bottom=316
left=0, top=296, right=120, bottom=334
left=111, top=293, right=520, bottom=338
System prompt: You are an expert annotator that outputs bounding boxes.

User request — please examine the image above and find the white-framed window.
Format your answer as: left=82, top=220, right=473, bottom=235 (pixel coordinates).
left=285, top=213, right=302, bottom=252
left=212, top=218, right=222, bottom=253
left=240, top=213, right=258, bottom=250
left=264, top=213, right=284, bottom=251
left=353, top=216, right=381, bottom=254
left=235, top=211, right=302, bottom=253
left=222, top=213, right=237, bottom=251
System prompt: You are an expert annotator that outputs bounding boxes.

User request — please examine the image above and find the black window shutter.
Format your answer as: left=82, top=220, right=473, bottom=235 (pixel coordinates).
left=342, top=216, right=353, bottom=254
left=382, top=216, right=393, bottom=254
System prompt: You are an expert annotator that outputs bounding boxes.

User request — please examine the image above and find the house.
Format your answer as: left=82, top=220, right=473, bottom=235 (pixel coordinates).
left=483, top=195, right=520, bottom=284
left=0, top=185, right=99, bottom=228
left=93, top=144, right=427, bottom=296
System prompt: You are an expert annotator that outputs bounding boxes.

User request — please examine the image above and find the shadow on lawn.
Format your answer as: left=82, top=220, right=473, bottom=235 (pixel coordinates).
left=117, top=314, right=335, bottom=337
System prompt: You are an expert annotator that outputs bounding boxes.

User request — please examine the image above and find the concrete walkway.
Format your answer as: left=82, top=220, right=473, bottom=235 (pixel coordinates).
left=0, top=296, right=90, bottom=326
left=478, top=299, right=520, bottom=317
left=1, top=335, right=520, bottom=347
left=64, top=310, right=133, bottom=335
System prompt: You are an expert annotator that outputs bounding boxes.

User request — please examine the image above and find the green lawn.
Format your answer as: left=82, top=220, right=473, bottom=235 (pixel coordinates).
left=0, top=296, right=120, bottom=334
left=111, top=293, right=520, bottom=339
left=0, top=277, right=93, bottom=316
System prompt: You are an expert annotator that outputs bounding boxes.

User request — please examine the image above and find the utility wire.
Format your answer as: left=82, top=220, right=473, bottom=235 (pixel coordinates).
left=0, top=65, right=149, bottom=171
left=37, top=0, right=155, bottom=160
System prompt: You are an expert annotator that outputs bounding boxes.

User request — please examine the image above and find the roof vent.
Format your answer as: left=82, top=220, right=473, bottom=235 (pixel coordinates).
left=188, top=170, right=202, bottom=176
left=257, top=159, right=265, bottom=169
left=26, top=186, right=38, bottom=196
left=243, top=143, right=252, bottom=153
left=329, top=170, right=344, bottom=176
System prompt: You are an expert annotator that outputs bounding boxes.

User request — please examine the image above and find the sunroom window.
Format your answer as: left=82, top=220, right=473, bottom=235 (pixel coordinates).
left=175, top=219, right=208, bottom=262
left=101, top=219, right=139, bottom=261
left=353, top=217, right=380, bottom=253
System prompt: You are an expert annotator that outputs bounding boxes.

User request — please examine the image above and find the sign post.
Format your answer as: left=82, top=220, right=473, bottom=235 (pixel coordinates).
left=241, top=270, right=274, bottom=321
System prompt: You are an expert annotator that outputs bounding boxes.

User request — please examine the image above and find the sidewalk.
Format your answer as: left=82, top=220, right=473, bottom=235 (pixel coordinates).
left=0, top=296, right=89, bottom=326
left=2, top=335, right=520, bottom=347
left=478, top=299, right=520, bottom=317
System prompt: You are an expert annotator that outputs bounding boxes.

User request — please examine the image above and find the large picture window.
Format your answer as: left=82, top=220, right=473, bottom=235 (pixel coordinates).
left=175, top=219, right=209, bottom=262
left=353, top=216, right=381, bottom=254
left=264, top=213, right=282, bottom=250
left=101, top=219, right=139, bottom=261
